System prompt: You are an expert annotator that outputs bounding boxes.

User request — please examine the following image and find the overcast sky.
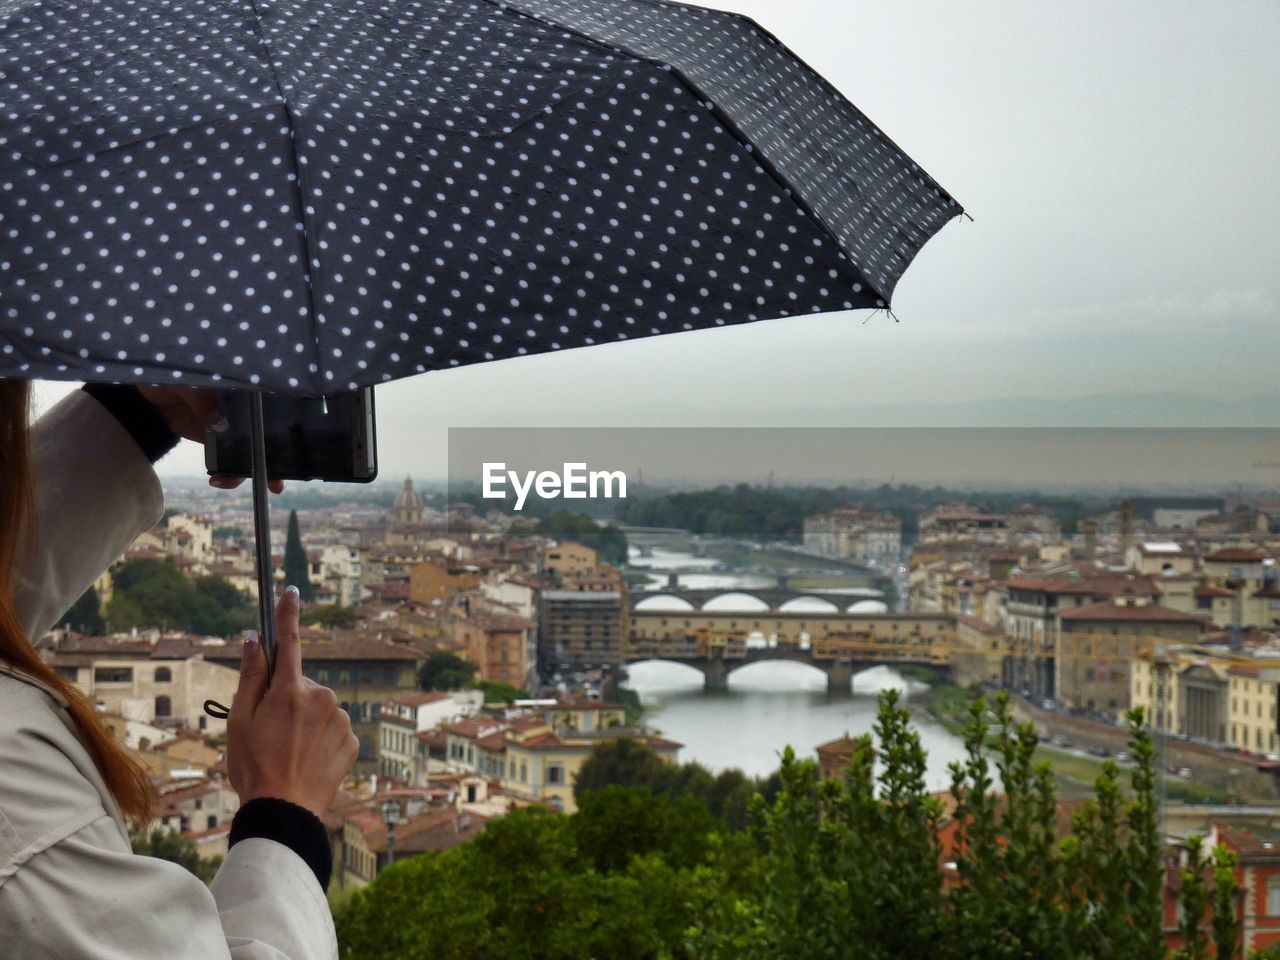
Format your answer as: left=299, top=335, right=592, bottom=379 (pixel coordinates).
left=34, top=0, right=1280, bottom=483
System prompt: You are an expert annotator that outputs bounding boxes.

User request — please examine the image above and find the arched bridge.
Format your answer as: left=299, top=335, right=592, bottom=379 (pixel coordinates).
left=634, top=586, right=887, bottom=614
left=624, top=621, right=958, bottom=695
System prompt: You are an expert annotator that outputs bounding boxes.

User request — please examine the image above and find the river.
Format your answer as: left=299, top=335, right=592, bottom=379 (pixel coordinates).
left=622, top=661, right=970, bottom=790
left=622, top=544, right=969, bottom=788
left=621, top=543, right=968, bottom=787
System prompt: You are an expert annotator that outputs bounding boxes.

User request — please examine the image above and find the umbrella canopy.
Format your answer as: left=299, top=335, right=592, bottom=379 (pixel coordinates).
left=0, top=0, right=961, bottom=395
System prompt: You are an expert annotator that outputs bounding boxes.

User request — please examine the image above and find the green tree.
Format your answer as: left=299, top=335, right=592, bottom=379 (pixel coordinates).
left=129, top=826, right=222, bottom=885
left=571, top=786, right=716, bottom=873
left=418, top=651, right=475, bottom=691
left=190, top=575, right=256, bottom=635
left=333, top=689, right=1194, bottom=960
left=1125, top=706, right=1166, bottom=960
left=573, top=737, right=674, bottom=798
left=1213, top=844, right=1241, bottom=960
left=301, top=604, right=358, bottom=629
left=470, top=680, right=529, bottom=704
left=104, top=558, right=253, bottom=636
left=283, top=509, right=314, bottom=601
left=1177, top=836, right=1211, bottom=960
left=57, top=584, right=105, bottom=634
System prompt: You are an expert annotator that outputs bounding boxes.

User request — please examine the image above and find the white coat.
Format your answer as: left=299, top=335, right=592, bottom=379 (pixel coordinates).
left=0, top=391, right=337, bottom=958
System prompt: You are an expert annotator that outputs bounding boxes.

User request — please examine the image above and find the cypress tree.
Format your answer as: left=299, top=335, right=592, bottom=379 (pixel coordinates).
left=283, top=509, right=314, bottom=601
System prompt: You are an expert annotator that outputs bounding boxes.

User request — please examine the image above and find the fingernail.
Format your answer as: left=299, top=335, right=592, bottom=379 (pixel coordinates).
left=243, top=630, right=259, bottom=652
left=210, top=416, right=230, bottom=433
left=285, top=585, right=299, bottom=600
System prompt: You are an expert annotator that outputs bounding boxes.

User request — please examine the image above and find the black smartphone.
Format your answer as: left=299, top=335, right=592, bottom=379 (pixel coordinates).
left=204, top=388, right=378, bottom=483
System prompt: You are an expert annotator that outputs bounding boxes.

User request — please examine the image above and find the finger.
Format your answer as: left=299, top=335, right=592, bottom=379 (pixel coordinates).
left=272, top=585, right=304, bottom=684
left=209, top=475, right=284, bottom=493
left=186, top=390, right=230, bottom=433
left=229, top=631, right=267, bottom=725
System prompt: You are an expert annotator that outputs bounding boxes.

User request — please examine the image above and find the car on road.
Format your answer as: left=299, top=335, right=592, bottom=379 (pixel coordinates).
left=1087, top=746, right=1110, bottom=758
left=1177, top=767, right=1193, bottom=778
left=1116, top=751, right=1131, bottom=764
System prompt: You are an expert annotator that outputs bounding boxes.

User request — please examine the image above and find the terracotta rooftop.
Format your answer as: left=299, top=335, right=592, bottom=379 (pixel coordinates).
left=218, top=635, right=424, bottom=663
left=815, top=735, right=859, bottom=758
left=1206, top=547, right=1271, bottom=562
left=348, top=806, right=487, bottom=854
left=1006, top=572, right=1159, bottom=597
left=1217, top=822, right=1280, bottom=858
left=442, top=717, right=508, bottom=740
left=476, top=730, right=507, bottom=752
left=320, top=788, right=368, bottom=832
left=1059, top=601, right=1208, bottom=624
left=1194, top=584, right=1235, bottom=599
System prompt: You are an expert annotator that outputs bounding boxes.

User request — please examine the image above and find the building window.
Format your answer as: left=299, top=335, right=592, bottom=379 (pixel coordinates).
left=155, top=695, right=172, bottom=718
left=1268, top=879, right=1280, bottom=916
left=547, top=764, right=564, bottom=785
left=154, top=667, right=172, bottom=683
left=94, top=667, right=132, bottom=683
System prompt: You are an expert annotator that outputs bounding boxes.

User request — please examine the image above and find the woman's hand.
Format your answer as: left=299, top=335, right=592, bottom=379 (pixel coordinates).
left=225, top=587, right=359, bottom=819
left=137, top=385, right=284, bottom=492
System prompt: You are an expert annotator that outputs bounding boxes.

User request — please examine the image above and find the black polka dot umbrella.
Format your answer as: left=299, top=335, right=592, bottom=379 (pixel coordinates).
left=1, top=0, right=963, bottom=668
left=0, top=0, right=962, bottom=394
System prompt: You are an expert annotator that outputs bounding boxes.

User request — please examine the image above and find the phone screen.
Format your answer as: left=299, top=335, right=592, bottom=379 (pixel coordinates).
left=205, top=388, right=377, bottom=483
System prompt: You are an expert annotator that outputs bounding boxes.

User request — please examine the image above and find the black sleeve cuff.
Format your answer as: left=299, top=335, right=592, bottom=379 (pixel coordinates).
left=81, top=383, right=181, bottom=464
left=228, top=797, right=332, bottom=891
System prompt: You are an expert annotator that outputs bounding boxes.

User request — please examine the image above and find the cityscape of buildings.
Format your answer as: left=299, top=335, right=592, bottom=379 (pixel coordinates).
left=32, top=476, right=1280, bottom=941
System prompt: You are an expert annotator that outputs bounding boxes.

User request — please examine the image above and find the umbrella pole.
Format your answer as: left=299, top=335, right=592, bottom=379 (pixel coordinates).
left=249, top=391, right=278, bottom=681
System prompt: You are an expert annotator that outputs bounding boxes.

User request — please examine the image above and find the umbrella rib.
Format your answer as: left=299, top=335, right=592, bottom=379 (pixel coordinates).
left=482, top=0, right=904, bottom=307
left=242, top=0, right=326, bottom=394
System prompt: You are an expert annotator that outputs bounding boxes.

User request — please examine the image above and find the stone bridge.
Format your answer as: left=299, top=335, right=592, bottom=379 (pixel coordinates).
left=636, top=585, right=887, bottom=613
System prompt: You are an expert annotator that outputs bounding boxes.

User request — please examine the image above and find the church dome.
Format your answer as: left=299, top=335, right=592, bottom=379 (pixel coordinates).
left=394, top=476, right=423, bottom=511
left=392, top=476, right=424, bottom=524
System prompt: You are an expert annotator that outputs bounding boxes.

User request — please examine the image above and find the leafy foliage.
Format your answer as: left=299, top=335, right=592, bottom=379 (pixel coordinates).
left=573, top=737, right=770, bottom=831
left=336, top=690, right=1241, bottom=960
left=418, top=651, right=476, bottom=691
left=300, top=603, right=358, bottom=629
left=471, top=680, right=529, bottom=704
left=105, top=558, right=254, bottom=636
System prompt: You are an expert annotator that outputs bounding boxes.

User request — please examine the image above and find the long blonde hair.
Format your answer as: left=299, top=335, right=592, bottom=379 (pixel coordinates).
left=0, top=380, right=155, bottom=820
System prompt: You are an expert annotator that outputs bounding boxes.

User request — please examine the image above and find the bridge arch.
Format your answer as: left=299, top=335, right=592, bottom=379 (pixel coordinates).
left=778, top=596, right=840, bottom=614
left=846, top=599, right=889, bottom=614
left=701, top=591, right=771, bottom=613
left=633, top=594, right=696, bottom=612
left=725, top=658, right=831, bottom=690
